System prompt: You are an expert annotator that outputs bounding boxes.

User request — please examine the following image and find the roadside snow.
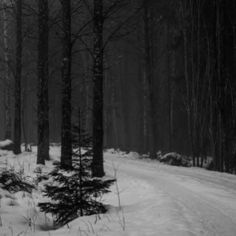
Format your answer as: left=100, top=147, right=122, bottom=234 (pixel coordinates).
left=0, top=140, right=12, bottom=147
left=0, top=148, right=236, bottom=236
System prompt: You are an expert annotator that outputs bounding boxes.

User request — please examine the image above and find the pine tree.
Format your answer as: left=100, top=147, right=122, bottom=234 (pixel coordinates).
left=39, top=110, right=114, bottom=226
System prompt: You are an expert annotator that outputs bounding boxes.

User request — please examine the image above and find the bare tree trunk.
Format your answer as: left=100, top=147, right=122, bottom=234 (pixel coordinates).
left=143, top=0, right=156, bottom=159
left=189, top=0, right=197, bottom=167
left=37, top=0, right=49, bottom=164
left=61, top=0, right=72, bottom=169
left=180, top=0, right=194, bottom=163
left=216, top=0, right=224, bottom=172
left=181, top=0, right=204, bottom=166
left=92, top=0, right=105, bottom=177
left=22, top=87, right=27, bottom=151
left=167, top=22, right=174, bottom=152
left=222, top=0, right=235, bottom=173
left=196, top=0, right=201, bottom=167
left=13, top=0, right=22, bottom=154
left=2, top=0, right=12, bottom=140
left=142, top=66, right=148, bottom=153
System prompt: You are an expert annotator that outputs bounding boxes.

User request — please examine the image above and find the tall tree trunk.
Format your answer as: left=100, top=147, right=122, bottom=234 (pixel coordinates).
left=143, top=0, right=156, bottom=159
left=167, top=22, right=173, bottom=152
left=222, top=0, right=235, bottom=173
left=22, top=87, right=28, bottom=151
left=180, top=0, right=194, bottom=163
left=140, top=25, right=148, bottom=154
left=211, top=0, right=223, bottom=171
left=189, top=0, right=197, bottom=166
left=2, top=0, right=12, bottom=140
left=92, top=0, right=105, bottom=177
left=37, top=0, right=49, bottom=164
left=13, top=0, right=22, bottom=154
left=195, top=0, right=201, bottom=167
left=216, top=0, right=223, bottom=172
left=61, top=0, right=72, bottom=169
left=142, top=58, right=148, bottom=153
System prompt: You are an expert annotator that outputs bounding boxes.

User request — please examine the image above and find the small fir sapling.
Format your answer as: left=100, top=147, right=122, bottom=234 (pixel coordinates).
left=38, top=109, right=115, bottom=226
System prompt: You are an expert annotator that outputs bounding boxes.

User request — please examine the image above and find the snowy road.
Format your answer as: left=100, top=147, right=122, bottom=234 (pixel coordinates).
left=104, top=152, right=236, bottom=236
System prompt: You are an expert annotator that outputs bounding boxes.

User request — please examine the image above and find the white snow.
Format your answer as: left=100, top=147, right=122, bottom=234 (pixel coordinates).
left=0, top=139, right=13, bottom=148
left=0, top=147, right=236, bottom=235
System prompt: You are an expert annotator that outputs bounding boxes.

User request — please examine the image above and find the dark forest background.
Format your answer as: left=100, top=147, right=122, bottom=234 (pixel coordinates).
left=0, top=0, right=235, bottom=172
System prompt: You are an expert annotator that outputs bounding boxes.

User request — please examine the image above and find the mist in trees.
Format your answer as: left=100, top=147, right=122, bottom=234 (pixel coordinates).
left=0, top=0, right=235, bottom=174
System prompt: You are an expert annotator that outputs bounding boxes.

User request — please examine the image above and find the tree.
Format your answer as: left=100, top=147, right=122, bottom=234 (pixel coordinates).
left=92, top=0, right=105, bottom=177
left=2, top=0, right=12, bottom=140
left=13, top=0, right=22, bottom=154
left=211, top=0, right=236, bottom=172
left=39, top=110, right=114, bottom=226
left=37, top=0, right=49, bottom=164
left=143, top=0, right=157, bottom=159
left=61, top=0, right=72, bottom=169
left=179, top=0, right=210, bottom=166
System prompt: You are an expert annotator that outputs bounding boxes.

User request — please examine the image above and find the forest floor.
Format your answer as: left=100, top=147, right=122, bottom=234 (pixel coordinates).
left=0, top=147, right=236, bottom=236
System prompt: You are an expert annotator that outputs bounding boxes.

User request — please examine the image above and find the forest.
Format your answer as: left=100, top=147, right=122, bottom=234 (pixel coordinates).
left=0, top=0, right=236, bottom=173
left=0, top=0, right=236, bottom=235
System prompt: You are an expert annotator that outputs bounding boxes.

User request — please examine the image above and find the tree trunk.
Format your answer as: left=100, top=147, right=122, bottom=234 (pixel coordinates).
left=37, top=0, right=49, bottom=164
left=61, top=0, right=72, bottom=169
left=167, top=22, right=173, bottom=152
left=143, top=0, right=156, bottom=159
left=142, top=61, right=148, bottom=153
left=180, top=0, right=194, bottom=164
left=92, top=0, right=105, bottom=177
left=22, top=87, right=27, bottom=151
left=216, top=0, right=224, bottom=172
left=2, top=0, right=12, bottom=140
left=222, top=0, right=235, bottom=173
left=13, top=0, right=22, bottom=154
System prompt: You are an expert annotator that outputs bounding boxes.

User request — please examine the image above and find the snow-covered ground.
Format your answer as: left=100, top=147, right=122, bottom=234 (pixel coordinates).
left=0, top=147, right=236, bottom=236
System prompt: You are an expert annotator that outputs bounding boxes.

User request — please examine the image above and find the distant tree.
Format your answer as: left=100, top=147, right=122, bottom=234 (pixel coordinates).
left=2, top=0, right=12, bottom=140
left=143, top=0, right=157, bottom=159
left=13, top=0, right=22, bottom=154
left=37, top=0, right=49, bottom=164
left=61, top=0, right=72, bottom=169
left=92, top=0, right=105, bottom=177
left=211, top=0, right=236, bottom=172
left=178, top=0, right=236, bottom=171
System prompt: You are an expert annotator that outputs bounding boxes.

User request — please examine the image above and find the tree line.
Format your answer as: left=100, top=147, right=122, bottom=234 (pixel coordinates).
left=0, top=0, right=235, bottom=174
left=0, top=0, right=109, bottom=177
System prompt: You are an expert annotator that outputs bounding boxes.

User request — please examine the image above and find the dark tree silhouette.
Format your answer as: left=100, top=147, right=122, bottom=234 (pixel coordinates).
left=37, top=0, right=49, bottom=164
left=61, top=0, right=72, bottom=169
left=92, top=0, right=105, bottom=177
left=13, top=0, right=22, bottom=155
left=143, top=0, right=157, bottom=159
left=2, top=0, right=12, bottom=140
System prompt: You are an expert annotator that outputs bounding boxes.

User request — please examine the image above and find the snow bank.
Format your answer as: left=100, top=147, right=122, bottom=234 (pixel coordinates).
left=160, top=152, right=191, bottom=167
left=0, top=139, right=14, bottom=151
